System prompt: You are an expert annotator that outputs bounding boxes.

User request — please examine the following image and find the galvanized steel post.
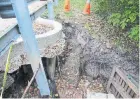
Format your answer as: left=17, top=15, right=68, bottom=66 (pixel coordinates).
left=11, top=0, right=50, bottom=96
left=54, top=0, right=58, bottom=6
left=47, top=0, right=54, bottom=20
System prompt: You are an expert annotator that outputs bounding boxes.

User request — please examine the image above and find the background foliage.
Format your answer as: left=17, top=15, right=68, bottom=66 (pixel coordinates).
left=93, top=0, right=139, bottom=41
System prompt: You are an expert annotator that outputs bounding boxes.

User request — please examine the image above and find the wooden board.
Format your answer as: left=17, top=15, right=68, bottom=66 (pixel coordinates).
left=107, top=67, right=139, bottom=98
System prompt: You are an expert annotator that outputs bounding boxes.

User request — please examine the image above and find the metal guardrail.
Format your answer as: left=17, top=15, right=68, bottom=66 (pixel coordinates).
left=0, top=0, right=34, bottom=18
left=0, top=0, right=51, bottom=96
left=0, top=1, right=47, bottom=57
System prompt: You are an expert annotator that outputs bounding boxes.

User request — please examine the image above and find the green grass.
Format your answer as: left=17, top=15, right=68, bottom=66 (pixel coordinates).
left=64, top=11, right=73, bottom=17
left=54, top=0, right=85, bottom=14
left=70, top=0, right=85, bottom=10
left=42, top=0, right=94, bottom=19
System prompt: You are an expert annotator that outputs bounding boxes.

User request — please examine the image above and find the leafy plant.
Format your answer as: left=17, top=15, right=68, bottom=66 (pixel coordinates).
left=129, top=25, right=139, bottom=41
left=93, top=0, right=139, bottom=41
left=0, top=44, right=13, bottom=98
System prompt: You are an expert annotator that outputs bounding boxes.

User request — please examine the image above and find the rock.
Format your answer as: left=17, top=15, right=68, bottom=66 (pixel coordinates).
left=106, top=41, right=112, bottom=49
left=28, top=87, right=34, bottom=93
left=34, top=88, right=39, bottom=95
left=85, top=63, right=100, bottom=79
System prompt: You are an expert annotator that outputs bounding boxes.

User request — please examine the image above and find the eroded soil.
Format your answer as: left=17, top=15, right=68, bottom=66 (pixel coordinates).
left=2, top=1, right=139, bottom=98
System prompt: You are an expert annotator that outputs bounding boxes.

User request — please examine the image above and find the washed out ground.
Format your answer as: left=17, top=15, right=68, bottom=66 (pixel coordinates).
left=48, top=0, right=139, bottom=98
left=2, top=0, right=139, bottom=98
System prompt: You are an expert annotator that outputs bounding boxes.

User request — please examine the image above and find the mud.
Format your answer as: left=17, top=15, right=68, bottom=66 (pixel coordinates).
left=53, top=21, right=139, bottom=98
left=58, top=21, right=139, bottom=86
left=1, top=9, right=139, bottom=98
left=2, top=20, right=138, bottom=98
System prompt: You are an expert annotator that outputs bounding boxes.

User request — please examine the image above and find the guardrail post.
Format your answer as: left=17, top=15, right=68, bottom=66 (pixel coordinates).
left=54, top=0, right=58, bottom=6
left=11, top=0, right=50, bottom=96
left=47, top=0, right=54, bottom=20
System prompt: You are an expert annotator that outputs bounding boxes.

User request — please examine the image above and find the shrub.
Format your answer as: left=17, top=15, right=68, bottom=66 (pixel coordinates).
left=93, top=0, right=139, bottom=41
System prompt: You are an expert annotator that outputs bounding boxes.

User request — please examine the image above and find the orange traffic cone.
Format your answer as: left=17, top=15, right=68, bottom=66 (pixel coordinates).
left=83, top=0, right=91, bottom=15
left=64, top=0, right=70, bottom=12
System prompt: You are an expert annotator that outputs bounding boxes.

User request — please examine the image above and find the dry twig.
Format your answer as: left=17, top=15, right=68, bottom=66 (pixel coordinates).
left=21, top=65, right=40, bottom=98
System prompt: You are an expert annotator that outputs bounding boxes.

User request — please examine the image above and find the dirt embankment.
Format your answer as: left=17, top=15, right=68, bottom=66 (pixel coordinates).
left=58, top=21, right=139, bottom=84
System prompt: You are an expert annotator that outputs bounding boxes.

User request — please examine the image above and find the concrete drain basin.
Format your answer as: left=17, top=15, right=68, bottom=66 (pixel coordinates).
left=0, top=17, right=65, bottom=74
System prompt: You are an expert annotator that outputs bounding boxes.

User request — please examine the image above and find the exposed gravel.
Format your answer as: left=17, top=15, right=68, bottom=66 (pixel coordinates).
left=33, top=23, right=53, bottom=35
left=43, top=39, right=65, bottom=58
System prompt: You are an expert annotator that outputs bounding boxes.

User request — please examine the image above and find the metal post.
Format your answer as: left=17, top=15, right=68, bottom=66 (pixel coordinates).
left=46, top=57, right=56, bottom=80
left=54, top=0, right=58, bottom=6
left=47, top=0, right=54, bottom=20
left=11, top=0, right=50, bottom=96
